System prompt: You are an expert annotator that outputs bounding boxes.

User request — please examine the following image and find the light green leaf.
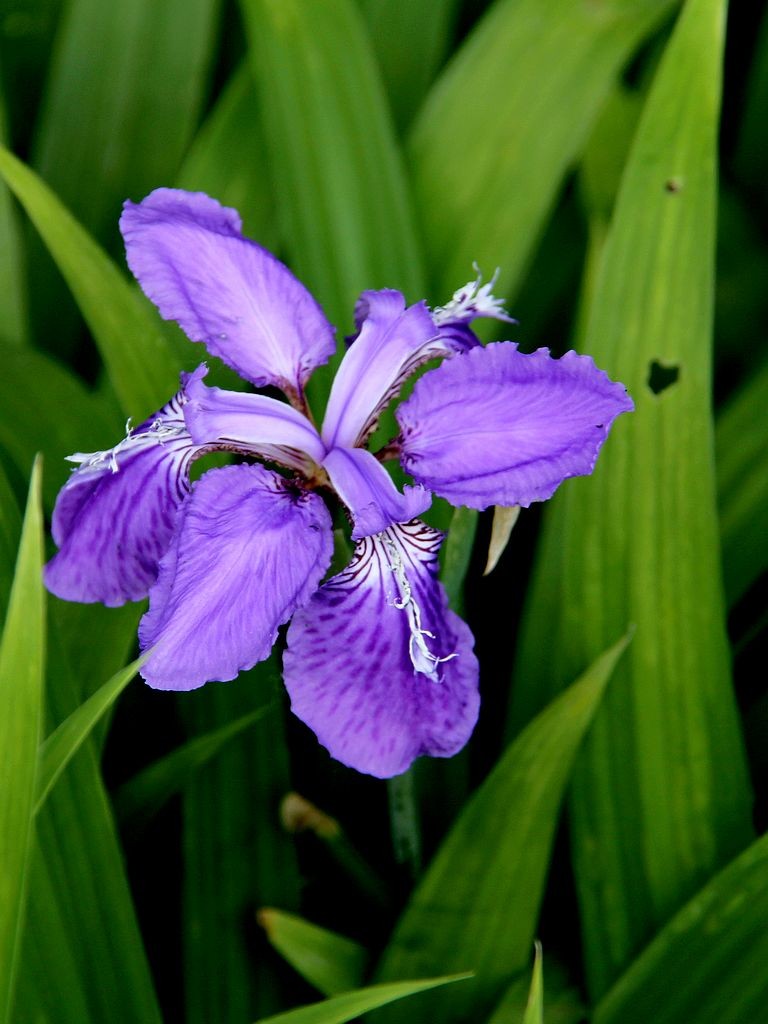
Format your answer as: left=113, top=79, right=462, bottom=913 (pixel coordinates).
left=34, top=655, right=144, bottom=815
left=410, top=0, right=675, bottom=300
left=0, top=459, right=44, bottom=1023
left=238, top=0, right=425, bottom=400
left=178, top=61, right=278, bottom=252
left=361, top=0, right=461, bottom=131
left=486, top=955, right=585, bottom=1024
left=258, top=908, right=367, bottom=996
left=594, top=831, right=768, bottom=1024
left=509, top=0, right=753, bottom=999
left=522, top=944, right=543, bottom=1024
left=716, top=356, right=768, bottom=605
left=0, top=146, right=181, bottom=419
left=375, top=635, right=630, bottom=1024
left=114, top=703, right=272, bottom=836
left=0, top=459, right=21, bottom=623
left=253, top=975, right=470, bottom=1024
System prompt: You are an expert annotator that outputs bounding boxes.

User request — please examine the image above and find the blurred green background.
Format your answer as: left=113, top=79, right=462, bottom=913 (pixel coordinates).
left=0, top=0, right=767, bottom=1021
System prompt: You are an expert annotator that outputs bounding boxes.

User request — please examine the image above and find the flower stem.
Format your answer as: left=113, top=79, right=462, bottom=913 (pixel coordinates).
left=387, top=770, right=421, bottom=879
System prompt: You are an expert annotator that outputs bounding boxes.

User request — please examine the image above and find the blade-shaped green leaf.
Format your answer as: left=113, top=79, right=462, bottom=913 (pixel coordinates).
left=0, top=146, right=182, bottom=419
left=594, top=831, right=768, bottom=1024
left=0, top=459, right=44, bottom=1023
left=410, top=0, right=675, bottom=300
left=509, top=0, right=753, bottom=999
left=0, top=341, right=120, bottom=509
left=114, top=703, right=272, bottom=836
left=0, top=459, right=21, bottom=623
left=13, top=617, right=161, bottom=1024
left=374, top=635, right=630, bottom=1024
left=253, top=975, right=470, bottom=1024
left=361, top=0, right=461, bottom=131
left=522, top=944, right=543, bottom=1024
left=182, top=663, right=303, bottom=1022
left=29, top=0, right=220, bottom=356
left=34, top=655, right=144, bottom=815
left=177, top=61, right=278, bottom=252
left=238, top=0, right=425, bottom=400
left=716, top=356, right=768, bottom=605
left=258, top=908, right=367, bottom=996
left=0, top=85, right=28, bottom=346
left=486, top=955, right=585, bottom=1024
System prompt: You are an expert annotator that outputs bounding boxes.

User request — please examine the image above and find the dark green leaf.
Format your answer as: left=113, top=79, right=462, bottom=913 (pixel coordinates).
left=509, top=0, right=753, bottom=998
left=258, top=908, right=367, bottom=996
left=375, top=635, right=629, bottom=1024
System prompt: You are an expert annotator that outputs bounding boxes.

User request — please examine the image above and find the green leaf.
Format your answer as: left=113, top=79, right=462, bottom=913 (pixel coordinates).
left=716, top=356, right=768, bottom=605
left=733, top=3, right=768, bottom=195
left=258, top=908, right=367, bottom=996
left=177, top=61, right=279, bottom=252
left=13, top=618, right=161, bottom=1024
left=593, top=831, right=768, bottom=1024
left=0, top=341, right=120, bottom=509
left=374, top=635, right=630, bottom=1024
left=0, top=146, right=182, bottom=419
left=34, top=655, right=144, bottom=815
left=439, top=505, right=479, bottom=616
left=0, top=459, right=21, bottom=623
left=522, top=944, right=543, bottom=1024
left=238, top=0, right=425, bottom=400
left=509, top=0, right=753, bottom=999
left=28, top=0, right=220, bottom=355
left=253, top=975, right=470, bottom=1024
left=361, top=0, right=461, bottom=131
left=0, top=459, right=44, bottom=1023
left=486, top=955, right=585, bottom=1024
left=410, top=0, right=675, bottom=300
left=114, top=703, right=273, bottom=836
left=181, top=663, right=303, bottom=1022
left=0, top=86, right=28, bottom=345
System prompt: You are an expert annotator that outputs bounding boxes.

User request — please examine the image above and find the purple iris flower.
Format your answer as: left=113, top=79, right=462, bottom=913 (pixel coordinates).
left=44, top=189, right=633, bottom=778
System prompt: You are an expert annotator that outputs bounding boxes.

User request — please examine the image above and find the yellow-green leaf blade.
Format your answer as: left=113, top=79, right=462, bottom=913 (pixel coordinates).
left=253, top=975, right=470, bottom=1024
left=258, top=908, right=367, bottom=996
left=0, top=459, right=44, bottom=1022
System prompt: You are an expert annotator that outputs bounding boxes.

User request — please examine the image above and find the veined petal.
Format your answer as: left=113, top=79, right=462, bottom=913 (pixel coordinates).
left=322, top=446, right=430, bottom=540
left=44, top=367, right=209, bottom=607
left=283, top=520, right=479, bottom=778
left=139, top=463, right=333, bottom=691
left=321, top=290, right=452, bottom=449
left=120, top=188, right=337, bottom=393
left=184, top=375, right=326, bottom=473
left=397, top=342, right=634, bottom=509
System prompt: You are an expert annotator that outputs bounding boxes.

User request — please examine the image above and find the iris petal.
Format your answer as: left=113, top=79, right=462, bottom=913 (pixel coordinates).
left=322, top=446, right=430, bottom=539
left=44, top=367, right=208, bottom=607
left=397, top=343, right=634, bottom=509
left=283, top=520, right=479, bottom=778
left=120, top=188, right=337, bottom=394
left=139, top=463, right=333, bottom=691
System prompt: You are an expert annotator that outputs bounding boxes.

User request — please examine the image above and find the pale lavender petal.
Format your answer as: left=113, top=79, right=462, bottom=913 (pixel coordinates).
left=322, top=290, right=454, bottom=449
left=183, top=374, right=326, bottom=473
left=139, top=463, right=333, bottom=691
left=120, top=188, right=336, bottom=393
left=322, top=446, right=430, bottom=540
left=283, top=521, right=479, bottom=778
left=397, top=342, right=634, bottom=509
left=44, top=367, right=208, bottom=607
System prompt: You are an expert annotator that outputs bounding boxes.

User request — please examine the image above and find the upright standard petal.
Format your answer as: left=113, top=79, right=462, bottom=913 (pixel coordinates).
left=321, top=290, right=452, bottom=449
left=322, top=446, right=430, bottom=539
left=183, top=375, right=326, bottom=473
left=397, top=343, right=634, bottom=509
left=120, top=188, right=337, bottom=394
left=139, top=463, right=333, bottom=691
left=44, top=367, right=208, bottom=607
left=283, top=521, right=479, bottom=778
